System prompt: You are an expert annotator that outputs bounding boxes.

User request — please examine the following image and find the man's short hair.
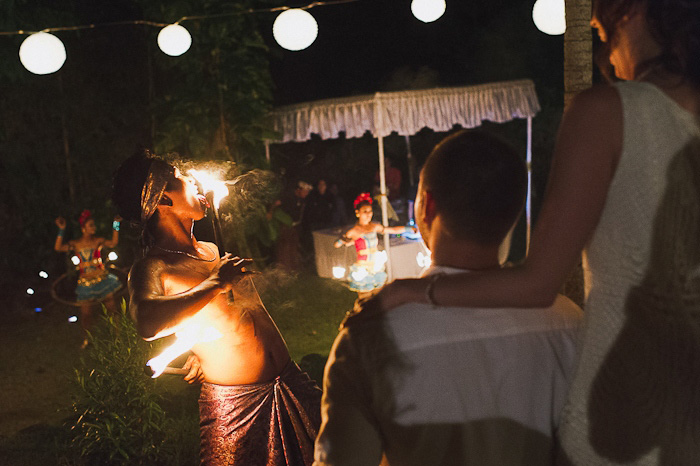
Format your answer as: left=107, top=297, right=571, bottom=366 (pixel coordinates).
left=421, top=129, right=527, bottom=245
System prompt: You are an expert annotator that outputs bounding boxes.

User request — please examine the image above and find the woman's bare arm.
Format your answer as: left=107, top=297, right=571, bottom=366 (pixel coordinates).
left=374, top=85, right=623, bottom=311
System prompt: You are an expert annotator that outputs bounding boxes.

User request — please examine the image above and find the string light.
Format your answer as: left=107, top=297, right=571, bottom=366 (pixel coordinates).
left=411, top=0, right=446, bottom=23
left=532, top=0, right=566, bottom=35
left=0, top=0, right=427, bottom=72
left=157, top=24, right=192, bottom=56
left=273, top=9, right=318, bottom=51
left=19, top=32, right=66, bottom=75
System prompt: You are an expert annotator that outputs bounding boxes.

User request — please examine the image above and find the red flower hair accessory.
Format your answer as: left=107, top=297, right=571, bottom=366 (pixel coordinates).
left=353, top=192, right=372, bottom=209
left=79, top=209, right=92, bottom=227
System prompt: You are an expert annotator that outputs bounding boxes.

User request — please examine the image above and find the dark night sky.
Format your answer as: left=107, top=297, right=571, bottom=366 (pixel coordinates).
left=257, top=0, right=564, bottom=106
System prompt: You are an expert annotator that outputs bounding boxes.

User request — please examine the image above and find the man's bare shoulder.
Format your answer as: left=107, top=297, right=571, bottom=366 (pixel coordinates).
left=128, top=254, right=169, bottom=294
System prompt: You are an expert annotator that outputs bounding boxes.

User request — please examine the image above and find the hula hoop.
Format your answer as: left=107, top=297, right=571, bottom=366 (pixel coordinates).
left=50, top=265, right=128, bottom=307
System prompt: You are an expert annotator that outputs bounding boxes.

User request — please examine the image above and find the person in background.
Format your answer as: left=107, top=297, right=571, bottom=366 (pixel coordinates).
left=334, top=193, right=414, bottom=296
left=374, top=157, right=402, bottom=201
left=277, top=180, right=313, bottom=270
left=54, top=209, right=122, bottom=348
left=329, top=182, right=349, bottom=227
left=304, top=178, right=335, bottom=232
left=356, top=0, right=700, bottom=463
left=316, top=130, right=582, bottom=466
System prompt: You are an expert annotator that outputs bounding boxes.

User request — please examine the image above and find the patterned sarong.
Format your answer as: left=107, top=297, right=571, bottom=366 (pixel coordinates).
left=199, top=361, right=321, bottom=465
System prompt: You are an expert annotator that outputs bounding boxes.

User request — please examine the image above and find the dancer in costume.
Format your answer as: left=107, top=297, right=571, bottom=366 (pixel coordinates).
left=54, top=210, right=122, bottom=347
left=334, top=193, right=415, bottom=294
left=112, top=152, right=321, bottom=465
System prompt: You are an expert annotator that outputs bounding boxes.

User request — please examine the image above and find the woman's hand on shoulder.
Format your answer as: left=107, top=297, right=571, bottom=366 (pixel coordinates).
left=340, top=278, right=426, bottom=328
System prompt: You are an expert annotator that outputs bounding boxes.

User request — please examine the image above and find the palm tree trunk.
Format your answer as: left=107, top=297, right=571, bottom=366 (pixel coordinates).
left=564, top=0, right=592, bottom=108
left=561, top=0, right=592, bottom=307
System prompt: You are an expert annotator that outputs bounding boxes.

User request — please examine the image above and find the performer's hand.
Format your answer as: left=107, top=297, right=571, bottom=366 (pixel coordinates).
left=182, top=354, right=205, bottom=384
left=214, top=253, right=253, bottom=292
left=340, top=278, right=422, bottom=329
left=113, top=215, right=123, bottom=222
left=55, top=216, right=67, bottom=229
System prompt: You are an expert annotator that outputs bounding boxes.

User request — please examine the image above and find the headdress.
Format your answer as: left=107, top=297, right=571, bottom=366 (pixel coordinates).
left=78, top=209, right=92, bottom=227
left=140, top=158, right=175, bottom=224
left=353, top=192, right=372, bottom=209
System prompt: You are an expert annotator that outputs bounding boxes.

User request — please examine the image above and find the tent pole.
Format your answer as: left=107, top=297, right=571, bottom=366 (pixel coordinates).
left=526, top=116, right=533, bottom=256
left=405, top=135, right=415, bottom=187
left=375, top=93, right=393, bottom=281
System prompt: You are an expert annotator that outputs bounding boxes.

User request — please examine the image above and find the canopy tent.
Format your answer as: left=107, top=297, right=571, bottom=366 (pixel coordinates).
left=266, top=79, right=541, bottom=279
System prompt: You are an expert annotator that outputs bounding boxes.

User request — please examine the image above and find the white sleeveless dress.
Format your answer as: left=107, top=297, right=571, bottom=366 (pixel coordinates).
left=559, top=81, right=700, bottom=464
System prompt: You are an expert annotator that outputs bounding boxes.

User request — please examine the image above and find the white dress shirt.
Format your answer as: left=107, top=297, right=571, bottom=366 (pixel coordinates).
left=315, top=265, right=583, bottom=466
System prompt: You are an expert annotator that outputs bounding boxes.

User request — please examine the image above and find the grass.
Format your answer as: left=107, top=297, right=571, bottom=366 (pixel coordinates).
left=0, top=270, right=356, bottom=465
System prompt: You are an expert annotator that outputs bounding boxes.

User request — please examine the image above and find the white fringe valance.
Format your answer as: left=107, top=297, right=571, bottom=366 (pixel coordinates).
left=270, top=79, right=540, bottom=142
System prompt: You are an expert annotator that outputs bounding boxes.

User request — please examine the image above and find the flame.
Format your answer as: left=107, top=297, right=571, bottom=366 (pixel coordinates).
left=189, top=169, right=229, bottom=208
left=146, top=321, right=222, bottom=378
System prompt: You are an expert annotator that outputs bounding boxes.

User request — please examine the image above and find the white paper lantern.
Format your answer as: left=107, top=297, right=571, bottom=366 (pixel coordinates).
left=158, top=24, right=192, bottom=57
left=411, top=0, right=446, bottom=23
left=19, top=32, right=66, bottom=75
left=273, top=9, right=318, bottom=51
left=532, top=0, right=566, bottom=35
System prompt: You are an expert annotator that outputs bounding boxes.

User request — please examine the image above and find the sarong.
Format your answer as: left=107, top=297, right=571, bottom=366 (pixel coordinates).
left=199, top=360, right=322, bottom=466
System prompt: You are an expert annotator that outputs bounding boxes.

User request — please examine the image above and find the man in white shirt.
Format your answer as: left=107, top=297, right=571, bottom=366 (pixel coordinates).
left=314, top=129, right=582, bottom=466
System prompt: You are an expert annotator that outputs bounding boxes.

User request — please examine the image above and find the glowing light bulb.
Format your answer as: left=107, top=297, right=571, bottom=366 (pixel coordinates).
left=39, top=271, right=49, bottom=279
left=26, top=288, right=35, bottom=295
left=68, top=315, right=78, bottom=323
left=71, top=256, right=80, bottom=265
left=19, top=32, right=66, bottom=75
left=108, top=251, right=118, bottom=261
left=411, top=0, right=446, bottom=23
left=332, top=266, right=346, bottom=279
left=532, top=0, right=566, bottom=35
left=273, top=9, right=318, bottom=51
left=157, top=24, right=192, bottom=56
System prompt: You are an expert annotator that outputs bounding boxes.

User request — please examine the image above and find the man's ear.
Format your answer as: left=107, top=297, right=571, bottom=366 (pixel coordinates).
left=159, top=194, right=173, bottom=207
left=419, top=190, right=437, bottom=227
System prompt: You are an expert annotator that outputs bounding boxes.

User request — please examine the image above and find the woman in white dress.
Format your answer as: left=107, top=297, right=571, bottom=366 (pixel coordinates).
left=357, top=0, right=700, bottom=463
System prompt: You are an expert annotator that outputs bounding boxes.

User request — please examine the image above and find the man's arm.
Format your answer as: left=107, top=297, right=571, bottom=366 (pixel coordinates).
left=128, top=254, right=247, bottom=340
left=314, top=328, right=384, bottom=466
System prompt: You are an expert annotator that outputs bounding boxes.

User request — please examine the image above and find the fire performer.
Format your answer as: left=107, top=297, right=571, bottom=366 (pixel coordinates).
left=54, top=210, right=122, bottom=348
left=112, top=152, right=321, bottom=465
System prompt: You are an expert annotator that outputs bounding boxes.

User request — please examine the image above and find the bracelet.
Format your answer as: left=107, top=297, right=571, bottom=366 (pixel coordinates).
left=425, top=273, right=443, bottom=306
left=112, top=220, right=120, bottom=231
left=57, top=229, right=65, bottom=238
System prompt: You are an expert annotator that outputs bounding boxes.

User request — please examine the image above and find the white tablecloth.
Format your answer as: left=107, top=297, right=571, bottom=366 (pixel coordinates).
left=313, top=227, right=429, bottom=281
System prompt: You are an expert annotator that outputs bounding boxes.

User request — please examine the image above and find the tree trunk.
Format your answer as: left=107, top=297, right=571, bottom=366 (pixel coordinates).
left=561, top=0, right=592, bottom=308
left=564, top=0, right=592, bottom=108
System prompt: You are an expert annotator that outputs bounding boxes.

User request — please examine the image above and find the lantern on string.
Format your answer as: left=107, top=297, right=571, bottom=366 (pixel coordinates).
left=532, top=0, right=566, bottom=35
left=19, top=32, right=66, bottom=75
left=157, top=24, right=192, bottom=57
left=273, top=9, right=318, bottom=51
left=411, top=0, right=446, bottom=23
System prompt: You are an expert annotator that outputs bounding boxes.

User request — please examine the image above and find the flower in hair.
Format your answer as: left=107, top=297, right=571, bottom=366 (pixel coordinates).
left=353, top=192, right=373, bottom=209
left=79, top=209, right=92, bottom=227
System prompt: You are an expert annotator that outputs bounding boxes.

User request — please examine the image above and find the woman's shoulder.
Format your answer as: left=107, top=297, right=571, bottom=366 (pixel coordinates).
left=569, top=84, right=622, bottom=115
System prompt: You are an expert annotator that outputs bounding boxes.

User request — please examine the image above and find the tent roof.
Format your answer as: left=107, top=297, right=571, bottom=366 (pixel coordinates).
left=269, top=79, right=540, bottom=143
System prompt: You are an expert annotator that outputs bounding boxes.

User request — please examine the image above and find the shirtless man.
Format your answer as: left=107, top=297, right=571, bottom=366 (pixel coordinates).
left=112, top=152, right=321, bottom=465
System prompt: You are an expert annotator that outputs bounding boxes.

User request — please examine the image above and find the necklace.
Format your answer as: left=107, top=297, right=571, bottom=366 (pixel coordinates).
left=154, top=243, right=217, bottom=262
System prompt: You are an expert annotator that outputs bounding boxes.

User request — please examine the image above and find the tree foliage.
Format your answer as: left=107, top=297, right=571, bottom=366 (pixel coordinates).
left=0, top=0, right=274, bottom=281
